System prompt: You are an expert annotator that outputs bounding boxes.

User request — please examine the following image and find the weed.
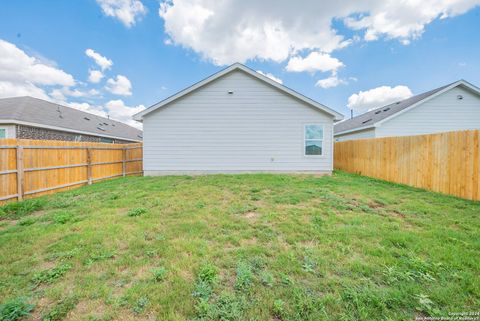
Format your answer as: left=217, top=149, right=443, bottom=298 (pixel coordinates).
left=193, top=263, right=217, bottom=300
left=0, top=297, right=34, bottom=321
left=0, top=199, right=44, bottom=219
left=302, top=256, right=316, bottom=273
left=272, top=299, right=286, bottom=319
left=311, top=215, right=323, bottom=230
left=52, top=211, right=74, bottom=224
left=280, top=274, right=292, bottom=286
left=259, top=271, right=274, bottom=287
left=234, top=262, right=253, bottom=291
left=415, top=294, right=440, bottom=316
left=42, top=296, right=78, bottom=321
left=32, top=263, right=72, bottom=286
left=18, top=218, right=35, bottom=226
left=132, top=296, right=149, bottom=314
left=152, top=267, right=167, bottom=282
left=127, top=207, right=147, bottom=217
left=84, top=252, right=115, bottom=267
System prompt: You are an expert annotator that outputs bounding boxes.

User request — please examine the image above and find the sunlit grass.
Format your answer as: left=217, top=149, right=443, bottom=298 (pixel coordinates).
left=0, top=171, right=479, bottom=320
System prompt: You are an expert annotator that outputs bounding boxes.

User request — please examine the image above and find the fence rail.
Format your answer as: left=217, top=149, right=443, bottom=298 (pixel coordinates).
left=334, top=130, right=480, bottom=201
left=0, top=139, right=143, bottom=203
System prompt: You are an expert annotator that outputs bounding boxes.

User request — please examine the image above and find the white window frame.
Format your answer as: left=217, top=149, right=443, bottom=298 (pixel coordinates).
left=303, top=124, right=324, bottom=157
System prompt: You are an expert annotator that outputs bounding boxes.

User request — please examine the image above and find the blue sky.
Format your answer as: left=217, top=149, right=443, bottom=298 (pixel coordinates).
left=0, top=0, right=479, bottom=127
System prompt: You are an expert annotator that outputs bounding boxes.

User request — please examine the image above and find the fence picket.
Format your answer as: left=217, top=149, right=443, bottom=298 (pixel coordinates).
left=334, top=130, right=480, bottom=201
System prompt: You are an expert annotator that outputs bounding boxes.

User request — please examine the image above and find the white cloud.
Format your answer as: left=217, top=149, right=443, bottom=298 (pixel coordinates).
left=345, top=0, right=480, bottom=43
left=256, top=70, right=283, bottom=84
left=106, top=75, right=132, bottom=96
left=96, top=0, right=147, bottom=28
left=85, top=49, right=113, bottom=71
left=88, top=69, right=104, bottom=83
left=286, top=52, right=344, bottom=73
left=159, top=0, right=479, bottom=65
left=347, top=85, right=413, bottom=112
left=50, top=87, right=100, bottom=101
left=315, top=76, right=347, bottom=89
left=104, top=99, right=145, bottom=128
left=66, top=99, right=144, bottom=128
left=0, top=39, right=75, bottom=99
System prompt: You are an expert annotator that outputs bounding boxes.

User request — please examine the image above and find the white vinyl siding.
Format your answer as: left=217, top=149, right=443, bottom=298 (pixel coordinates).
left=0, top=125, right=16, bottom=138
left=335, top=128, right=376, bottom=142
left=376, top=86, right=480, bottom=137
left=143, top=70, right=334, bottom=174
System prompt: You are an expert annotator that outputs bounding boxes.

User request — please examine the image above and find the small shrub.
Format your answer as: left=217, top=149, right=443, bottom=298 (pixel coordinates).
left=152, top=267, right=167, bottom=282
left=234, top=262, right=253, bottom=291
left=0, top=199, right=44, bottom=219
left=0, top=297, right=34, bottom=321
left=132, top=297, right=148, bottom=314
left=42, top=296, right=78, bottom=321
left=32, top=264, right=72, bottom=286
left=127, top=208, right=147, bottom=217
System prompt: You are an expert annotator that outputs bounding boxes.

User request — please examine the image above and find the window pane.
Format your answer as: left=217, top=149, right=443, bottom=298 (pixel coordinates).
left=305, top=140, right=322, bottom=155
left=305, top=125, right=323, bottom=139
left=0, top=129, right=5, bottom=139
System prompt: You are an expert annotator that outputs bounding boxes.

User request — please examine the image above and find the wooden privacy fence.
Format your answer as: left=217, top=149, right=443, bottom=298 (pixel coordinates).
left=0, top=139, right=143, bottom=202
left=334, top=130, right=480, bottom=201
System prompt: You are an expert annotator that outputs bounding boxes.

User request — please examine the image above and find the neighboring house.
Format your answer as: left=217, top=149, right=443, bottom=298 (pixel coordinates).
left=0, top=96, right=142, bottom=143
left=334, top=80, right=480, bottom=141
left=133, top=63, right=344, bottom=175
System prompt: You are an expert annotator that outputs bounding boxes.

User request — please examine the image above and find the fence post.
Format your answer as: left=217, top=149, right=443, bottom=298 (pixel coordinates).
left=86, top=148, right=92, bottom=185
left=122, top=147, right=127, bottom=177
left=16, top=146, right=24, bottom=201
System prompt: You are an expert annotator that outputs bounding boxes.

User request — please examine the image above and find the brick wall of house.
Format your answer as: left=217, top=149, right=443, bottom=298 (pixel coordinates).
left=15, top=125, right=134, bottom=144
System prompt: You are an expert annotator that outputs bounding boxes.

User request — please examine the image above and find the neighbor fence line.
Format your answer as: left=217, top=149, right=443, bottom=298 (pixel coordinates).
left=334, top=130, right=480, bottom=201
left=0, top=139, right=143, bottom=203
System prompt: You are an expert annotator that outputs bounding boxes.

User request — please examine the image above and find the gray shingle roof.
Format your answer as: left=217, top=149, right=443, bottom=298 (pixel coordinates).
left=0, top=96, right=142, bottom=141
left=334, top=83, right=453, bottom=134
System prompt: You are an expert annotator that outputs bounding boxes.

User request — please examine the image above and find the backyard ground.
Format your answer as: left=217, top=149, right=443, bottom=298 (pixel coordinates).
left=0, top=171, right=479, bottom=321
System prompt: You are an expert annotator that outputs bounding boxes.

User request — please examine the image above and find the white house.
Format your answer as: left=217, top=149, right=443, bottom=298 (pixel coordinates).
left=335, top=80, right=480, bottom=141
left=133, top=63, right=343, bottom=175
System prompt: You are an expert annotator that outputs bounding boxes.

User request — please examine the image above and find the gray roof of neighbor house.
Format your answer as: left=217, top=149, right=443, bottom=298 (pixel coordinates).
left=334, top=83, right=454, bottom=134
left=0, top=96, right=142, bottom=141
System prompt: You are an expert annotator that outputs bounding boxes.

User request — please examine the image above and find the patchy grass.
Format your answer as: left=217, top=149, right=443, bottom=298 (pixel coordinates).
left=0, top=171, right=479, bottom=320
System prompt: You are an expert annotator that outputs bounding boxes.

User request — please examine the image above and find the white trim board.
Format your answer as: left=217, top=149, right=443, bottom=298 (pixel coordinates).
left=133, top=63, right=344, bottom=121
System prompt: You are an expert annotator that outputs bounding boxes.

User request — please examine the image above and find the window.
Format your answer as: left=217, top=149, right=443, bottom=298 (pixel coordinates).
left=304, top=124, right=323, bottom=156
left=0, top=128, right=5, bottom=139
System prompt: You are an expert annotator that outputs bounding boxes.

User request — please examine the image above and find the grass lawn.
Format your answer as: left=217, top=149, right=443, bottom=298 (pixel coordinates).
left=0, top=171, right=479, bottom=321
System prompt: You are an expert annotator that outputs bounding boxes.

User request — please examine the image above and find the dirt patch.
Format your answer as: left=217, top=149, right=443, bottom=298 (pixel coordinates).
left=240, top=237, right=258, bottom=246
left=392, top=210, right=406, bottom=218
left=368, top=201, right=385, bottom=209
left=65, top=299, right=107, bottom=321
left=244, top=212, right=259, bottom=219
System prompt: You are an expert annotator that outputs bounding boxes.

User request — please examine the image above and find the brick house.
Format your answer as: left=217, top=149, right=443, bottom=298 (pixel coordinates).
left=0, top=96, right=142, bottom=143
